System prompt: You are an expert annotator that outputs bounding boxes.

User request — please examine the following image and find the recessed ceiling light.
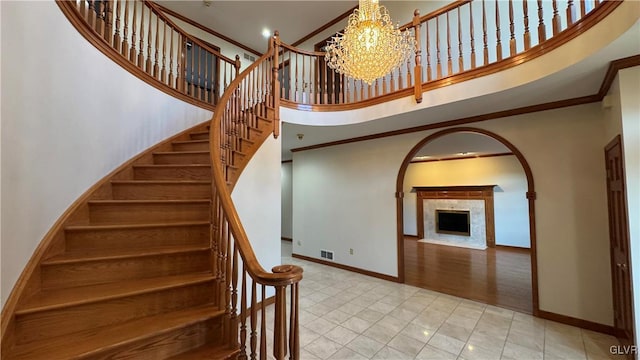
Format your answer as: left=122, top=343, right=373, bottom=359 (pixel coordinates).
left=262, top=29, right=271, bottom=38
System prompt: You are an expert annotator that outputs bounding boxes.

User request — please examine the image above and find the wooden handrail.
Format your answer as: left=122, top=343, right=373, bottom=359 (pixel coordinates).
left=276, top=0, right=618, bottom=111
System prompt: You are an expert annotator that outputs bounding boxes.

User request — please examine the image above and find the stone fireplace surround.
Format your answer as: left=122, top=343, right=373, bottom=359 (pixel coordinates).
left=414, top=186, right=496, bottom=249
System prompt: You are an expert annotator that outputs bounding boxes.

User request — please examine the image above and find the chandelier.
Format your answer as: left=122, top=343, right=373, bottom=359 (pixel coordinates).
left=325, top=0, right=415, bottom=85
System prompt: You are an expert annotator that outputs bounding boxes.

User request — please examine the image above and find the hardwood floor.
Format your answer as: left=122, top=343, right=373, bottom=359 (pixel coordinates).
left=404, top=237, right=533, bottom=313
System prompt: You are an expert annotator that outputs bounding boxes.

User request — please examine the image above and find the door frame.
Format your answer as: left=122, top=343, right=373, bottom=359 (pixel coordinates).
left=394, top=127, right=539, bottom=315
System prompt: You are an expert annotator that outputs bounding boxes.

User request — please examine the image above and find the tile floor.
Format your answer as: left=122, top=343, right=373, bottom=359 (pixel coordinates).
left=268, top=241, right=621, bottom=360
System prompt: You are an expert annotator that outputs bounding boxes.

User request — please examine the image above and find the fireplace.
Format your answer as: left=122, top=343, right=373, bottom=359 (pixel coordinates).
left=436, top=210, right=470, bottom=236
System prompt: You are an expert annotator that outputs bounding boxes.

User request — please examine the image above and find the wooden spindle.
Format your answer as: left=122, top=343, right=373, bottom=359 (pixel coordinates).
left=260, top=285, right=267, bottom=360
left=113, top=0, right=122, bottom=50
left=360, top=79, right=364, bottom=101
left=231, top=245, right=239, bottom=347
left=457, top=7, right=463, bottom=72
left=537, top=0, right=546, bottom=43
left=289, top=283, right=299, bottom=360
left=121, top=0, right=129, bottom=57
left=426, top=19, right=432, bottom=81
left=190, top=42, right=195, bottom=97
left=552, top=0, right=561, bottom=36
left=130, top=0, right=137, bottom=62
left=523, top=0, right=531, bottom=50
left=239, top=269, right=247, bottom=358
left=567, top=0, right=577, bottom=26
left=470, top=2, right=476, bottom=69
left=250, top=282, right=258, bottom=360
left=436, top=17, right=442, bottom=79
left=137, top=3, right=145, bottom=68
left=580, top=0, right=586, bottom=18
left=272, top=32, right=280, bottom=138
left=95, top=1, right=104, bottom=35
left=104, top=0, right=113, bottom=44
left=509, top=0, right=516, bottom=56
left=482, top=0, right=489, bottom=65
left=169, top=27, right=174, bottom=87
left=79, top=0, right=87, bottom=20
left=146, top=9, right=153, bottom=75
left=88, top=0, right=96, bottom=29
left=446, top=12, right=452, bottom=75
left=178, top=36, right=185, bottom=92
left=496, top=0, right=503, bottom=61
left=153, top=13, right=160, bottom=79
left=196, top=46, right=202, bottom=100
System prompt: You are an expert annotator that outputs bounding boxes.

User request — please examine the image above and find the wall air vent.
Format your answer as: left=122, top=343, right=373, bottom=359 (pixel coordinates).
left=320, top=250, right=334, bottom=261
left=244, top=53, right=256, bottom=62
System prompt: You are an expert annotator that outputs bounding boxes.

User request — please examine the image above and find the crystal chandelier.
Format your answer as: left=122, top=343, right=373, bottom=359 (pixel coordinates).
left=325, top=0, right=415, bottom=85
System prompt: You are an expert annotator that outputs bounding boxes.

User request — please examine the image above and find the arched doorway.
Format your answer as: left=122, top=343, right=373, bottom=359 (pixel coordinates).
left=395, top=127, right=539, bottom=315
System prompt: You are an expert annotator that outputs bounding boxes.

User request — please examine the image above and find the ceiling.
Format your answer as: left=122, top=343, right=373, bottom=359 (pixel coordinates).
left=157, top=1, right=358, bottom=53
left=156, top=1, right=639, bottom=160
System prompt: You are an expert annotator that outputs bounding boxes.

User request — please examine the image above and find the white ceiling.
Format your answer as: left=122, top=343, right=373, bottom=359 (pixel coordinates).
left=155, top=1, right=639, bottom=160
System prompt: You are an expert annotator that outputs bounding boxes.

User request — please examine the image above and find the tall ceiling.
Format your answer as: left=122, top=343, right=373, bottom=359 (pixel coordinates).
left=156, top=1, right=640, bottom=160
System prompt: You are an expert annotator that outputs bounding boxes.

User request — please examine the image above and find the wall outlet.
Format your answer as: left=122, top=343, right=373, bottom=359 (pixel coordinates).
left=297, top=240, right=301, bottom=246
left=349, top=248, right=354, bottom=255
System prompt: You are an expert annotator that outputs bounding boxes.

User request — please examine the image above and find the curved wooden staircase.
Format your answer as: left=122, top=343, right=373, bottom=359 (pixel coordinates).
left=1, top=116, right=273, bottom=359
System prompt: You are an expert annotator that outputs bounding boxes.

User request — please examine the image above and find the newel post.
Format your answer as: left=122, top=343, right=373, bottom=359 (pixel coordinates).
left=235, top=54, right=241, bottom=78
left=272, top=31, right=281, bottom=139
left=412, top=10, right=423, bottom=104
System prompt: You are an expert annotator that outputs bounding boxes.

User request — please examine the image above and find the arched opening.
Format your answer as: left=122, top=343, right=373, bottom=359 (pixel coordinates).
left=395, top=127, right=539, bottom=315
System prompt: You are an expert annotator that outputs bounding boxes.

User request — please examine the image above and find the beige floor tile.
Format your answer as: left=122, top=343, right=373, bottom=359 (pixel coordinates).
left=304, top=336, right=343, bottom=359
left=400, top=322, right=435, bottom=343
left=372, top=345, right=414, bottom=359
left=388, top=333, right=427, bottom=357
left=324, top=325, right=359, bottom=346
left=437, top=321, right=473, bottom=342
left=415, top=344, right=458, bottom=359
left=428, top=333, right=466, bottom=356
left=346, top=335, right=385, bottom=358
left=363, top=323, right=397, bottom=344
left=502, top=341, right=543, bottom=360
left=328, top=347, right=369, bottom=360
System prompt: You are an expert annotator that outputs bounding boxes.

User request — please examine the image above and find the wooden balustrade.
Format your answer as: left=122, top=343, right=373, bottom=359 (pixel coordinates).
left=61, top=0, right=239, bottom=110
left=278, top=0, right=610, bottom=109
left=209, top=33, right=303, bottom=359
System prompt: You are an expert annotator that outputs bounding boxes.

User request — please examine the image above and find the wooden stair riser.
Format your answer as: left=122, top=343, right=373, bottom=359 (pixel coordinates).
left=65, top=224, right=209, bottom=252
left=111, top=182, right=212, bottom=200
left=88, top=201, right=210, bottom=225
left=189, top=131, right=210, bottom=140
left=172, top=140, right=210, bottom=152
left=93, top=319, right=221, bottom=360
left=133, top=165, right=212, bottom=181
left=153, top=152, right=211, bottom=165
left=41, top=251, right=211, bottom=289
left=15, top=281, right=216, bottom=344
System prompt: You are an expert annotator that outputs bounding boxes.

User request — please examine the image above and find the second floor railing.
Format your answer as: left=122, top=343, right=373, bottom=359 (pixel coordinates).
left=277, top=0, right=618, bottom=109
left=59, top=0, right=240, bottom=109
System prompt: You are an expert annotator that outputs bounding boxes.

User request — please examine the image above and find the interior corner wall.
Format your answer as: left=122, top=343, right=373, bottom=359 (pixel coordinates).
left=618, top=66, right=640, bottom=345
left=0, top=1, right=212, bottom=308
left=281, top=162, right=293, bottom=240
left=403, top=156, right=530, bottom=248
left=291, top=102, right=614, bottom=325
left=232, top=136, right=282, bottom=296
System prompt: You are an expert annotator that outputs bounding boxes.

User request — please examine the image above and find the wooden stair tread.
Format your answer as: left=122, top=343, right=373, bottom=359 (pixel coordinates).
left=173, top=139, right=209, bottom=145
left=168, top=344, right=239, bottom=359
left=17, top=273, right=215, bottom=315
left=190, top=131, right=209, bottom=136
left=65, top=221, right=210, bottom=232
left=111, top=180, right=211, bottom=184
left=154, top=150, right=210, bottom=155
left=9, top=305, right=222, bottom=360
left=88, top=199, right=211, bottom=205
left=133, top=164, right=211, bottom=168
left=42, top=245, right=210, bottom=265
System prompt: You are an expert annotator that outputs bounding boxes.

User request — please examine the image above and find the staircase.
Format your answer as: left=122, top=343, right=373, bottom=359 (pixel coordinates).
left=2, top=116, right=273, bottom=359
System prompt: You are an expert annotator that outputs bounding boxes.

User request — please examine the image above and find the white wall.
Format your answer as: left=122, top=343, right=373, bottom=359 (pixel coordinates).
left=291, top=102, right=614, bottom=325
left=232, top=136, right=281, bottom=298
left=0, top=1, right=212, bottom=308
left=403, top=156, right=530, bottom=248
left=618, top=66, right=640, bottom=346
left=281, top=162, right=293, bottom=240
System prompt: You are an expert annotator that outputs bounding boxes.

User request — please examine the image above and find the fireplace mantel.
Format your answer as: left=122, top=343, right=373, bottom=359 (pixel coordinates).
left=414, top=185, right=496, bottom=247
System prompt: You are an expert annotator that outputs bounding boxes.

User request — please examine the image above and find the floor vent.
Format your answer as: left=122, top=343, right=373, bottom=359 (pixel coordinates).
left=320, top=250, right=334, bottom=261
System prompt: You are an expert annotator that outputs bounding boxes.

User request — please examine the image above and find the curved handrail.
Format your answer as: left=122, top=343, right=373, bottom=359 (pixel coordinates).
left=57, top=0, right=240, bottom=111
left=209, top=34, right=302, bottom=358
left=276, top=0, right=620, bottom=111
